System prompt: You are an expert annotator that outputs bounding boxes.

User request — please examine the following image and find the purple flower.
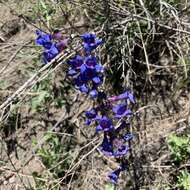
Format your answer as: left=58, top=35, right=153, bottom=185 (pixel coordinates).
left=43, top=43, right=59, bottom=63
left=68, top=55, right=84, bottom=69
left=56, top=39, right=68, bottom=51
left=81, top=33, right=96, bottom=44
left=108, top=164, right=127, bottom=184
left=80, top=66, right=96, bottom=82
left=72, top=64, right=102, bottom=94
left=121, top=91, right=135, bottom=103
left=86, top=109, right=97, bottom=119
left=67, top=33, right=104, bottom=95
left=108, top=168, right=121, bottom=184
left=84, top=39, right=103, bottom=52
left=98, top=136, right=129, bottom=157
left=112, top=103, right=132, bottom=118
left=35, top=30, right=68, bottom=63
left=86, top=119, right=92, bottom=126
left=81, top=33, right=103, bottom=53
left=93, top=75, right=104, bottom=88
left=74, top=75, right=87, bottom=90
left=52, top=32, right=63, bottom=40
left=115, top=121, right=129, bottom=132
left=35, top=30, right=52, bottom=49
left=90, top=89, right=98, bottom=98
left=92, top=76, right=101, bottom=84
left=85, top=108, right=97, bottom=125
left=79, top=84, right=89, bottom=93
left=80, top=65, right=94, bottom=78
left=114, top=144, right=129, bottom=157
left=95, top=64, right=104, bottom=72
left=108, top=91, right=135, bottom=103
left=85, top=56, right=97, bottom=68
left=68, top=68, right=77, bottom=76
left=112, top=138, right=129, bottom=157
left=96, top=116, right=114, bottom=132
left=123, top=133, right=133, bottom=141
left=99, top=135, right=113, bottom=156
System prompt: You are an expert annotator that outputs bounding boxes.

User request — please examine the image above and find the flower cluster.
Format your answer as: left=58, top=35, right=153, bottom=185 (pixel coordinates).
left=78, top=35, right=135, bottom=184
left=36, top=31, right=135, bottom=185
left=35, top=30, right=68, bottom=63
left=67, top=33, right=104, bottom=97
left=85, top=90, right=135, bottom=184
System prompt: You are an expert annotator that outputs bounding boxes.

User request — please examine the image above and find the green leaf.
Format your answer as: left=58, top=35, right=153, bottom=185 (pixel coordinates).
left=31, top=90, right=49, bottom=111
left=40, top=0, right=47, bottom=10
left=105, top=184, right=115, bottom=190
left=167, top=134, right=190, bottom=162
left=177, top=170, right=190, bottom=190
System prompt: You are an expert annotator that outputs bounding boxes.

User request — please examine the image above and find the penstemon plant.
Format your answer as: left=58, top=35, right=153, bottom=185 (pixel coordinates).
left=35, top=30, right=135, bottom=185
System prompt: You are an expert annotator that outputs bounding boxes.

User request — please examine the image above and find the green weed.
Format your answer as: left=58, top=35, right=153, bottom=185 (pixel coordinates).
left=166, top=134, right=190, bottom=189
left=30, top=74, right=53, bottom=112
left=29, top=72, right=68, bottom=112
left=177, top=170, right=190, bottom=190
left=33, top=133, right=72, bottom=177
left=167, top=134, right=190, bottom=163
left=32, top=133, right=73, bottom=189
left=105, top=184, right=115, bottom=190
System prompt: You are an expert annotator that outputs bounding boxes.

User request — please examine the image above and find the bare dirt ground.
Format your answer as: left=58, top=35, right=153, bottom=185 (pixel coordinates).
left=0, top=3, right=49, bottom=189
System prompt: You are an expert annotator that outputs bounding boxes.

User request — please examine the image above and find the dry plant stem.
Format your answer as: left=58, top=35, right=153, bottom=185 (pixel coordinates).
left=47, top=154, right=71, bottom=173
left=135, top=15, right=190, bottom=35
left=0, top=48, right=78, bottom=113
left=138, top=0, right=151, bottom=29
left=50, top=141, right=101, bottom=190
left=132, top=1, right=151, bottom=83
left=0, top=110, right=72, bottom=185
left=59, top=4, right=80, bottom=34
left=0, top=109, right=74, bottom=185
left=1, top=138, right=28, bottom=189
left=0, top=167, right=50, bottom=182
left=46, top=131, right=73, bottom=136
left=0, top=90, right=43, bottom=96
left=67, top=171, right=76, bottom=190
left=109, top=2, right=190, bottom=36
left=176, top=42, right=187, bottom=78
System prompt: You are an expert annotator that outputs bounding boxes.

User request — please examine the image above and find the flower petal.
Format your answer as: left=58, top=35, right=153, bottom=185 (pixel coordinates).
left=79, top=84, right=89, bottom=93
left=90, top=89, right=98, bottom=98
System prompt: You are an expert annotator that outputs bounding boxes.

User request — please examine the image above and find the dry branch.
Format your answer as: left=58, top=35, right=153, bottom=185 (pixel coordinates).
left=0, top=48, right=77, bottom=114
